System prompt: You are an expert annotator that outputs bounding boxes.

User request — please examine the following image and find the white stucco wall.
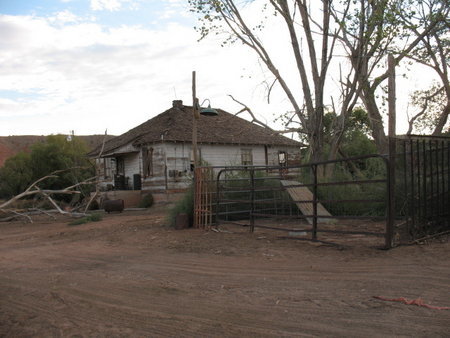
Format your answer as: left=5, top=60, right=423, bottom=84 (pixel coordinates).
left=199, top=144, right=267, bottom=166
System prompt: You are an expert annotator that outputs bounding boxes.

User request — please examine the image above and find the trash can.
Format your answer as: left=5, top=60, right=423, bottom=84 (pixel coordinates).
left=133, top=174, right=141, bottom=190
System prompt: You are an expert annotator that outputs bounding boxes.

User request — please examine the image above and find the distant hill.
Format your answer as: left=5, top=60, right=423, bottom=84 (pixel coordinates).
left=0, top=135, right=115, bottom=167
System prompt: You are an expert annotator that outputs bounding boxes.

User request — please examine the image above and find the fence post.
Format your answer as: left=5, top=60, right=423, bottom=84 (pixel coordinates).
left=312, top=164, right=318, bottom=241
left=250, top=168, right=255, bottom=233
left=386, top=155, right=396, bottom=248
left=422, top=140, right=427, bottom=223
left=409, top=139, right=416, bottom=231
left=193, top=167, right=198, bottom=228
left=386, top=54, right=396, bottom=249
left=215, top=170, right=221, bottom=227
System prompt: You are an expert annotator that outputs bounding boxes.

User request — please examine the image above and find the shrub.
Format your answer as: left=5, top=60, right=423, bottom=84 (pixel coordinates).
left=314, top=164, right=387, bottom=217
left=68, top=213, right=103, bottom=226
left=0, top=152, right=32, bottom=198
left=166, top=186, right=194, bottom=227
left=88, top=213, right=103, bottom=222
left=139, top=193, right=154, bottom=208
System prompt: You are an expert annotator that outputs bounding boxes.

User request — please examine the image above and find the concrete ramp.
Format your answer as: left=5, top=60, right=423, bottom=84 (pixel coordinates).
left=280, top=180, right=334, bottom=224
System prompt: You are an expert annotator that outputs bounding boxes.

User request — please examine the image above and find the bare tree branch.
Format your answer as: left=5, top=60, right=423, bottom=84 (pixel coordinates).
left=228, top=94, right=306, bottom=137
left=84, top=129, right=108, bottom=212
left=407, top=87, right=444, bottom=134
left=0, top=210, right=33, bottom=223
left=0, top=167, right=97, bottom=220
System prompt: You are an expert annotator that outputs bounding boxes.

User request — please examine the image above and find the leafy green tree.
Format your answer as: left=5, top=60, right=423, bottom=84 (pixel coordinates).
left=401, top=0, right=449, bottom=135
left=190, top=0, right=362, bottom=164
left=320, top=108, right=383, bottom=178
left=30, top=135, right=92, bottom=189
left=190, top=0, right=448, bottom=157
left=0, top=135, right=94, bottom=199
left=333, top=0, right=448, bottom=153
left=0, top=152, right=33, bottom=198
left=322, top=108, right=374, bottom=153
left=408, top=83, right=449, bottom=134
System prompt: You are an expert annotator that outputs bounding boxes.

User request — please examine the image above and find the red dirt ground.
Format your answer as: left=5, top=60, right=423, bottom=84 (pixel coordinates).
left=1, top=206, right=449, bottom=336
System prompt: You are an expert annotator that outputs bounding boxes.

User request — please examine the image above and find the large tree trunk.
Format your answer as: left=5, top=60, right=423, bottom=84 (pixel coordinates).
left=432, top=96, right=450, bottom=135
left=433, top=82, right=450, bottom=135
left=361, top=86, right=389, bottom=154
left=309, top=132, right=324, bottom=164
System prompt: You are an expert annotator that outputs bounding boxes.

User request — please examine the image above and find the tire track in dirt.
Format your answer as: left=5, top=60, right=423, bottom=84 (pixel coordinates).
left=3, top=251, right=449, bottom=337
left=1, top=212, right=449, bottom=336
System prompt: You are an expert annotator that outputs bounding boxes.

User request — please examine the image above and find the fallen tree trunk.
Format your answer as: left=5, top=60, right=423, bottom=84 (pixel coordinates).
left=0, top=209, right=87, bottom=223
left=0, top=167, right=97, bottom=222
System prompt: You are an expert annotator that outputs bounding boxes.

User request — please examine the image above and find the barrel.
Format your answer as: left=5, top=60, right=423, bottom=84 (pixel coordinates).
left=103, top=199, right=125, bottom=213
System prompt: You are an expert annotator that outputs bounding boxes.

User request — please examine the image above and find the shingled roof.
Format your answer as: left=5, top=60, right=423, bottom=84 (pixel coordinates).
left=90, top=100, right=302, bottom=156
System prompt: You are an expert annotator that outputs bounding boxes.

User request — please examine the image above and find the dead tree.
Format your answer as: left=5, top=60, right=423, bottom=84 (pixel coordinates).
left=0, top=168, right=96, bottom=222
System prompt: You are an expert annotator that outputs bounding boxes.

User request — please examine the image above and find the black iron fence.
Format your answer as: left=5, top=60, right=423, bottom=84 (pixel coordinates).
left=396, top=135, right=450, bottom=242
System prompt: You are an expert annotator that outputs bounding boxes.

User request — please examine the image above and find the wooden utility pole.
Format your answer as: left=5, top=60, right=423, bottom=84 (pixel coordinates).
left=388, top=55, right=396, bottom=140
left=192, top=71, right=200, bottom=168
left=386, top=54, right=396, bottom=248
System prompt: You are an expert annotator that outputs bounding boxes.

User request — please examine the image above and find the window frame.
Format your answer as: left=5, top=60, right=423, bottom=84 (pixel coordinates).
left=241, top=148, right=253, bottom=166
left=278, top=151, right=288, bottom=166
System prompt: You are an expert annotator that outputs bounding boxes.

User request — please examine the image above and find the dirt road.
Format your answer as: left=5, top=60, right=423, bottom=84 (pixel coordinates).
left=1, top=208, right=449, bottom=336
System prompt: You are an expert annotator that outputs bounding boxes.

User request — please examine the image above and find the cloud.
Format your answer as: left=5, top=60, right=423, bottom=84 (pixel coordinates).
left=157, top=0, right=189, bottom=20
left=48, top=10, right=82, bottom=24
left=89, top=0, right=142, bottom=12
left=0, top=11, right=270, bottom=136
left=90, top=0, right=122, bottom=11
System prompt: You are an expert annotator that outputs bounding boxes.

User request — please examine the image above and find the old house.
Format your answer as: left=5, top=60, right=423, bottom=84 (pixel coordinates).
left=89, top=100, right=302, bottom=202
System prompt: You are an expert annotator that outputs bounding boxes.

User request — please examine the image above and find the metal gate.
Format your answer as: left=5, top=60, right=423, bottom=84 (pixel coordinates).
left=193, top=167, right=214, bottom=229
left=195, top=154, right=393, bottom=248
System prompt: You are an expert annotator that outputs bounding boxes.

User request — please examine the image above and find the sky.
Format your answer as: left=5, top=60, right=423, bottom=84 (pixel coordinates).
left=0, top=0, right=433, bottom=137
left=0, top=0, right=273, bottom=136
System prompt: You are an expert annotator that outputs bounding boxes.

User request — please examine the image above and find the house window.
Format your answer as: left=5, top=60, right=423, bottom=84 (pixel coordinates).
left=103, top=158, right=113, bottom=178
left=278, top=151, right=288, bottom=166
left=110, top=158, right=116, bottom=176
left=241, top=149, right=253, bottom=166
left=142, top=147, right=153, bottom=177
left=116, top=157, right=125, bottom=176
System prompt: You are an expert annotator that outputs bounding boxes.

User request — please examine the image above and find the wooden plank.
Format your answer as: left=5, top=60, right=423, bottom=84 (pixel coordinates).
left=280, top=180, right=334, bottom=224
